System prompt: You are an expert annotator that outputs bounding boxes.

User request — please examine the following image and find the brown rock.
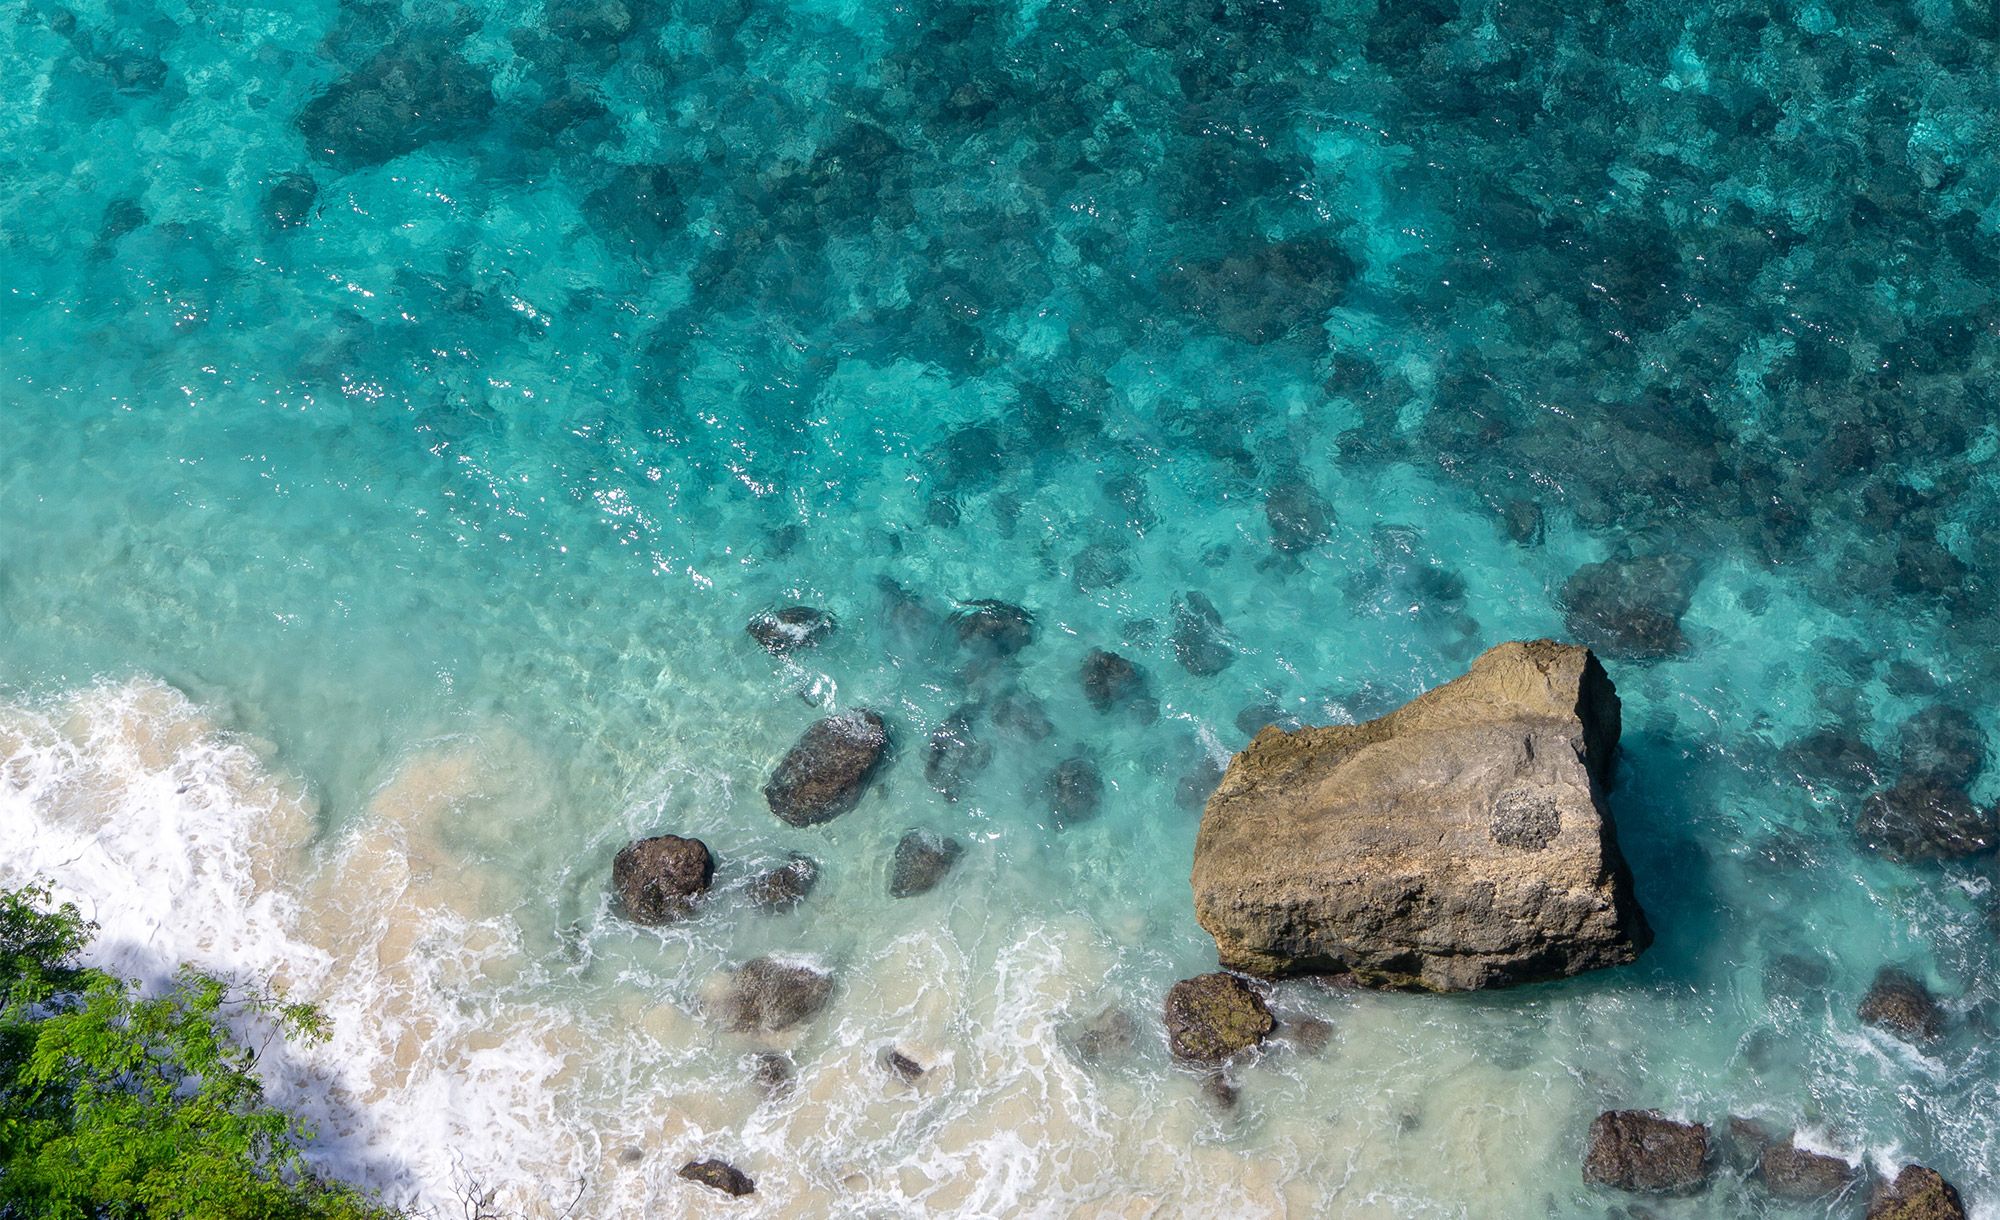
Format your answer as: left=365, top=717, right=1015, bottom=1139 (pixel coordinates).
left=889, top=830, right=962, bottom=898
left=1856, top=779, right=1997, bottom=861
left=746, top=854, right=819, bottom=912
left=1859, top=967, right=1943, bottom=1043
left=765, top=710, right=889, bottom=826
left=1191, top=640, right=1650, bottom=990
left=678, top=1158, right=755, bottom=1197
left=1582, top=1110, right=1711, bottom=1194
left=1868, top=1166, right=1967, bottom=1220
left=721, top=956, right=834, bottom=1033
left=611, top=835, right=714, bottom=924
left=1758, top=1139, right=1857, bottom=1200
left=747, top=605, right=835, bottom=655
left=1163, top=972, right=1274, bottom=1062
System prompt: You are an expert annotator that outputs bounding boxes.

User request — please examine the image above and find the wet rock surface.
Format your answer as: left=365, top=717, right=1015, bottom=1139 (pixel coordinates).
left=765, top=710, right=890, bottom=826
left=721, top=957, right=834, bottom=1033
left=1171, top=591, right=1235, bottom=677
left=747, top=605, right=836, bottom=655
left=678, top=1158, right=755, bottom=1197
left=1868, top=1166, right=1968, bottom=1220
left=611, top=834, right=714, bottom=924
left=889, top=829, right=962, bottom=898
left=1583, top=1110, right=1711, bottom=1195
left=746, top=853, right=819, bottom=912
left=950, top=599, right=1037, bottom=658
left=1192, top=640, right=1649, bottom=989
left=1858, top=967, right=1943, bottom=1043
left=1079, top=648, right=1153, bottom=715
left=1757, top=1139, right=1857, bottom=1201
left=1162, top=972, right=1273, bottom=1062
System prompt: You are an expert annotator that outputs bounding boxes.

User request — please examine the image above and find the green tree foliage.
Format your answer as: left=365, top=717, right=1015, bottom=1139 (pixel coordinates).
left=0, top=883, right=403, bottom=1219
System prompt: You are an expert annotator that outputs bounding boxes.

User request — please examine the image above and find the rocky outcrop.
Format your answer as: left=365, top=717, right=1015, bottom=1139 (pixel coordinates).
left=1868, top=1166, right=1967, bottom=1220
left=1858, top=967, right=1943, bottom=1043
left=612, top=835, right=714, bottom=924
left=747, top=605, right=836, bottom=655
left=679, top=1158, right=755, bottom=1197
left=1047, top=757, right=1104, bottom=828
left=1171, top=592, right=1235, bottom=677
left=1080, top=648, right=1153, bottom=715
left=721, top=956, right=834, bottom=1032
left=765, top=710, right=889, bottom=826
left=1558, top=553, right=1698, bottom=662
left=1191, top=640, right=1650, bottom=990
left=1758, top=1139, right=1857, bottom=1201
left=1162, top=972, right=1273, bottom=1061
left=1856, top=780, right=1997, bottom=861
left=889, top=830, right=962, bottom=898
left=1583, top=1110, right=1710, bottom=1194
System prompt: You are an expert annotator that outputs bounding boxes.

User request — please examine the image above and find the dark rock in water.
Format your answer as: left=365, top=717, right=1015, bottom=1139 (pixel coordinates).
left=1285, top=1016, right=1334, bottom=1053
left=1723, top=1116, right=1778, bottom=1173
left=989, top=688, right=1054, bottom=742
left=1070, top=542, right=1132, bottom=593
left=297, top=36, right=495, bottom=168
left=889, top=830, right=963, bottom=898
left=1867, top=1166, right=1967, bottom=1220
left=1172, top=591, right=1236, bottom=677
left=1200, top=1072, right=1239, bottom=1109
left=722, top=956, right=834, bottom=1033
left=1500, top=498, right=1545, bottom=546
left=1858, top=967, right=1943, bottom=1042
left=1163, top=972, right=1273, bottom=1061
left=878, top=1046, right=925, bottom=1081
left=750, top=1051, right=794, bottom=1092
left=1193, top=641, right=1648, bottom=989
left=1896, top=706, right=1987, bottom=787
left=612, top=835, right=714, bottom=924
left=765, top=710, right=889, bottom=826
left=1583, top=1110, right=1711, bottom=1195
left=678, top=1158, right=755, bottom=1197
left=1235, top=703, right=1303, bottom=739
left=1080, top=648, right=1154, bottom=717
left=262, top=171, right=317, bottom=230
left=1047, top=757, right=1104, bottom=828
left=1163, top=237, right=1357, bottom=345
left=1856, top=779, right=1998, bottom=861
left=1782, top=728, right=1884, bottom=792
left=951, top=599, right=1037, bottom=658
left=877, top=576, right=943, bottom=649
left=1265, top=476, right=1335, bottom=553
left=1758, top=1139, right=1857, bottom=1201
left=925, top=705, right=993, bottom=801
left=1176, top=754, right=1226, bottom=813
left=586, top=163, right=684, bottom=252
left=1558, top=554, right=1698, bottom=662
left=1062, top=1007, right=1137, bottom=1064
left=747, top=606, right=836, bottom=655
left=547, top=0, right=634, bottom=45
left=746, top=853, right=819, bottom=912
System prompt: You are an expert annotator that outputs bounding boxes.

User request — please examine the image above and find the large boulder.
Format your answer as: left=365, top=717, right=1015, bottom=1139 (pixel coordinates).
left=1583, top=1110, right=1711, bottom=1194
left=1758, top=1139, right=1857, bottom=1201
left=612, top=835, right=714, bottom=924
left=1162, top=972, right=1274, bottom=1061
left=678, top=1159, right=755, bottom=1197
left=889, top=830, right=963, bottom=898
left=1858, top=967, right=1943, bottom=1043
left=721, top=957, right=834, bottom=1032
left=1868, top=1166, right=1967, bottom=1220
left=1855, top=779, right=1997, bottom=861
left=765, top=710, right=889, bottom=826
left=1191, top=639, right=1650, bottom=990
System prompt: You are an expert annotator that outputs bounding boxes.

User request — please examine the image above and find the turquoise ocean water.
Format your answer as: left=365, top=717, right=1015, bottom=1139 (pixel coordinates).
left=2, top=0, right=1996, bottom=1215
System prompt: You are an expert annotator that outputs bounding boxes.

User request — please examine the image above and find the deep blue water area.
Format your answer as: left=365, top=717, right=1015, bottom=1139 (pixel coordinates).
left=2, top=0, right=1996, bottom=1215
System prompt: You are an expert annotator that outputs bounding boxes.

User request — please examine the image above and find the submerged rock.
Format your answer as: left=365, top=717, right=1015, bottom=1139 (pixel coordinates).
left=1867, top=1166, right=1967, bottom=1220
left=1171, top=591, right=1236, bottom=677
left=262, top=171, right=318, bottom=230
left=1583, top=1110, right=1711, bottom=1195
left=746, top=853, right=819, bottom=912
left=1895, top=705, right=1987, bottom=788
left=878, top=1046, right=925, bottom=1082
left=611, top=835, right=714, bottom=924
left=950, top=599, right=1037, bottom=658
left=1080, top=648, right=1152, bottom=714
left=764, top=710, right=889, bottom=826
left=678, top=1158, right=755, bottom=1197
left=1856, top=779, right=1997, bottom=861
left=1162, top=972, right=1273, bottom=1062
left=1192, top=640, right=1649, bottom=990
left=1558, top=553, right=1698, bottom=662
left=1265, top=475, right=1335, bottom=553
left=297, top=36, right=494, bottom=168
left=1162, top=236, right=1357, bottom=345
left=925, top=705, right=993, bottom=801
left=889, top=830, right=963, bottom=898
left=722, top=957, right=834, bottom=1033
left=747, top=605, right=836, bottom=655
left=989, top=688, right=1054, bottom=742
left=1858, top=967, right=1943, bottom=1043
left=750, top=1051, right=794, bottom=1093
left=1061, top=1006, right=1138, bottom=1064
left=1047, top=757, right=1105, bottom=828
left=1757, top=1139, right=1857, bottom=1201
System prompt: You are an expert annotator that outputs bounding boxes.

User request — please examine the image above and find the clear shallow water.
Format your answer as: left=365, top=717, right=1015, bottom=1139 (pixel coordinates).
left=1, top=0, right=1996, bottom=1215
